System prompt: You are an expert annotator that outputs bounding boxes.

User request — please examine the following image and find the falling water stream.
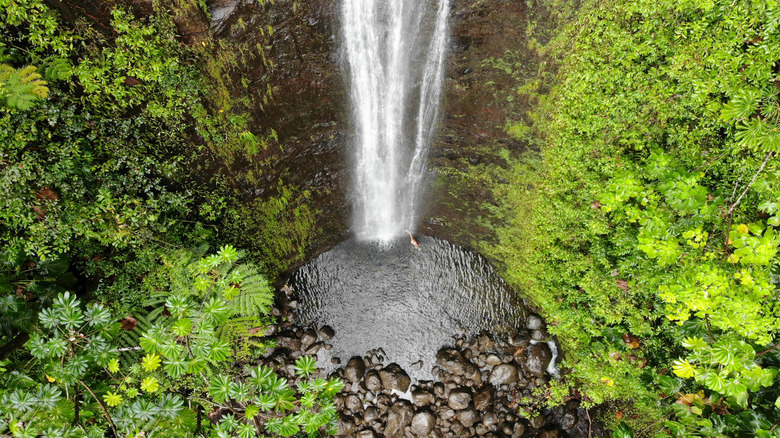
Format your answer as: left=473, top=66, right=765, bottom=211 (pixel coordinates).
left=292, top=0, right=541, bottom=381
left=345, top=0, right=451, bottom=242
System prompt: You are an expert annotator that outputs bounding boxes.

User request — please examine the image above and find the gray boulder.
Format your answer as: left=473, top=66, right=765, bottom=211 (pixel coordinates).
left=384, top=401, right=413, bottom=438
left=489, top=364, right=518, bottom=386
left=411, top=412, right=436, bottom=436
left=379, top=363, right=411, bottom=392
left=525, top=343, right=552, bottom=378
left=345, top=356, right=366, bottom=383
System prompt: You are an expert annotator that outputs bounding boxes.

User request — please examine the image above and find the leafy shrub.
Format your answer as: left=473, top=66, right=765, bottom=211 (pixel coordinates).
left=491, top=0, right=780, bottom=433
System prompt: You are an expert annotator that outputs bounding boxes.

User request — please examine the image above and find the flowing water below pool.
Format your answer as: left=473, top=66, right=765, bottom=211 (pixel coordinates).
left=291, top=236, right=528, bottom=381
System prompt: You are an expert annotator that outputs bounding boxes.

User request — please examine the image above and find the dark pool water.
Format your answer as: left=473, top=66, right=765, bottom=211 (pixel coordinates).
left=290, top=236, right=528, bottom=380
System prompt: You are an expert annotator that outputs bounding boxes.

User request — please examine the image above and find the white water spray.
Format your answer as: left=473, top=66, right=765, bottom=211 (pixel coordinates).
left=342, top=0, right=451, bottom=242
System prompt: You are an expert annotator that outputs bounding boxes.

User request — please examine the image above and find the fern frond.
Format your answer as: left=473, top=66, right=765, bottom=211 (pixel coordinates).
left=225, top=264, right=273, bottom=317
left=1, top=64, right=49, bottom=110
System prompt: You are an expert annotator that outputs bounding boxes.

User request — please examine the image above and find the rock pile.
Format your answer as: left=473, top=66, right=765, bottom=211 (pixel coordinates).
left=262, top=303, right=600, bottom=437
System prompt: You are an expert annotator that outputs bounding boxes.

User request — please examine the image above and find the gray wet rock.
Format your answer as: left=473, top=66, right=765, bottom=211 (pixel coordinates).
left=379, top=363, right=412, bottom=393
left=485, top=354, right=502, bottom=366
left=473, top=385, right=495, bottom=411
left=345, top=356, right=366, bottom=383
left=483, top=411, right=499, bottom=428
left=363, top=406, right=379, bottom=423
left=436, top=348, right=469, bottom=376
left=448, top=388, right=472, bottom=410
left=274, top=331, right=302, bottom=351
left=530, top=415, right=545, bottom=429
left=525, top=343, right=553, bottom=378
left=384, top=401, right=414, bottom=438
left=513, top=423, right=527, bottom=438
left=464, top=363, right=482, bottom=384
left=375, top=393, right=392, bottom=412
left=337, top=415, right=355, bottom=436
left=356, top=430, right=376, bottom=438
left=526, top=313, right=544, bottom=330
left=345, top=394, right=362, bottom=412
left=489, top=364, right=518, bottom=386
left=532, top=329, right=551, bottom=342
left=457, top=407, right=479, bottom=428
left=365, top=370, right=382, bottom=393
left=412, top=389, right=435, bottom=407
left=301, top=329, right=317, bottom=348
left=318, top=325, right=335, bottom=340
left=411, top=411, right=436, bottom=436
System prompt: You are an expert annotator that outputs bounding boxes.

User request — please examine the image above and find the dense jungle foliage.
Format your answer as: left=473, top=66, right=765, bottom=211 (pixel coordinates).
left=493, top=0, right=780, bottom=435
left=0, top=0, right=334, bottom=436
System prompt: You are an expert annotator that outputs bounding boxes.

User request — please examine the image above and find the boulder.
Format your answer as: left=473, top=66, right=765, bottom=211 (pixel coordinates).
left=412, top=389, right=435, bottom=407
left=345, top=356, right=366, bottom=383
left=379, top=363, right=411, bottom=392
left=483, top=411, right=499, bottom=428
left=345, top=394, right=362, bottom=412
left=318, top=325, right=335, bottom=340
left=561, top=411, right=578, bottom=431
left=365, top=370, right=382, bottom=393
left=411, top=412, right=436, bottom=436
left=336, top=415, right=355, bottom=436
left=274, top=331, right=301, bottom=351
left=485, top=354, right=502, bottom=366
left=448, top=388, right=472, bottom=410
left=525, top=343, right=552, bottom=378
left=473, top=385, right=495, bottom=411
left=436, top=348, right=469, bottom=376
left=531, top=329, right=551, bottom=342
left=457, top=407, right=479, bottom=428
left=526, top=313, right=544, bottom=330
left=300, top=329, right=317, bottom=348
left=363, top=406, right=379, bottom=423
left=384, top=401, right=414, bottom=438
left=489, top=364, right=518, bottom=386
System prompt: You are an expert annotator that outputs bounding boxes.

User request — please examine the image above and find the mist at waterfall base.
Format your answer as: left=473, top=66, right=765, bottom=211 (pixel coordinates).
left=291, top=236, right=528, bottom=380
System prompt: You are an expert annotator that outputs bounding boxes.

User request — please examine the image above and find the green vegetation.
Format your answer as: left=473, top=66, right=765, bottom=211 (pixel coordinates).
left=492, top=0, right=780, bottom=435
left=1, top=247, right=340, bottom=437
left=0, top=0, right=332, bottom=436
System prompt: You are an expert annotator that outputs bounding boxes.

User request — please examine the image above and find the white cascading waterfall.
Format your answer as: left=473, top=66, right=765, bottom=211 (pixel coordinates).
left=342, top=0, right=451, bottom=243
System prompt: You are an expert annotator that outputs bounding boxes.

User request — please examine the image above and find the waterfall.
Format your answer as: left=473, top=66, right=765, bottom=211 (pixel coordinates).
left=342, top=0, right=451, bottom=243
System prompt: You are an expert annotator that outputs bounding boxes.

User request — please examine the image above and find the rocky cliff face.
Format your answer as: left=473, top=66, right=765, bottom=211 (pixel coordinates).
left=47, top=0, right=542, bottom=262
left=118, top=0, right=548, bottom=267
left=423, top=0, right=540, bottom=249
left=208, top=0, right=546, bottom=259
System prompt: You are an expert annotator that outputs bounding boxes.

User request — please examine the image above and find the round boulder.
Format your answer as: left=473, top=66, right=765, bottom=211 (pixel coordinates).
left=448, top=388, right=472, bottom=410
left=411, top=412, right=436, bottom=436
left=384, top=400, right=413, bottom=438
left=489, top=364, right=518, bottom=386
left=436, top=348, right=469, bottom=376
left=526, top=313, right=544, bottom=330
left=412, top=389, right=435, bottom=407
left=457, top=407, right=479, bottom=428
left=345, top=356, right=366, bottom=383
left=473, top=385, right=495, bottom=411
left=525, top=343, right=552, bottom=378
left=365, top=370, right=382, bottom=393
left=379, top=363, right=411, bottom=393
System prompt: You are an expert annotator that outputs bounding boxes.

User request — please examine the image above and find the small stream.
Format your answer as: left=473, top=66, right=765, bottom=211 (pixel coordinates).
left=291, top=235, right=528, bottom=380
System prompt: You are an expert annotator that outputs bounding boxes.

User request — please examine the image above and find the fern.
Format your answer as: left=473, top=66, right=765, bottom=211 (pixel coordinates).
left=0, top=64, right=49, bottom=110
left=225, top=263, right=274, bottom=317
left=43, top=58, right=72, bottom=81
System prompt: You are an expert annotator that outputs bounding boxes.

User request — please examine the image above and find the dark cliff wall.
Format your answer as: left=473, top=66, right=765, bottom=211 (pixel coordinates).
left=209, top=0, right=543, bottom=260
